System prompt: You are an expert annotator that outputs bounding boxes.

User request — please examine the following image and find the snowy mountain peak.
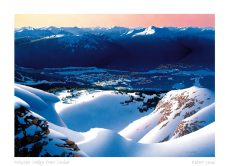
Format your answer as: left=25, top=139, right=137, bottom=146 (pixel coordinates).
left=39, top=26, right=61, bottom=30
left=132, top=26, right=155, bottom=37
left=145, top=26, right=156, bottom=35
left=16, top=26, right=35, bottom=32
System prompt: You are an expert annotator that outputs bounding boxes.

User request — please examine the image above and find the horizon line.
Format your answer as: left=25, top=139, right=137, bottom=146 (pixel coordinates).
left=15, top=25, right=215, bottom=30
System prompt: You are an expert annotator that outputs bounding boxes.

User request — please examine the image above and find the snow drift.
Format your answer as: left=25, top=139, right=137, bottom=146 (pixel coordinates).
left=14, top=84, right=215, bottom=157
left=15, top=84, right=66, bottom=127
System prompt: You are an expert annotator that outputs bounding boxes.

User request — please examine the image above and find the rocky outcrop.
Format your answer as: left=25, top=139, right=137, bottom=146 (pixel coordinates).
left=15, top=106, right=86, bottom=157
left=116, top=86, right=216, bottom=144
left=119, top=87, right=215, bottom=143
left=172, top=103, right=215, bottom=139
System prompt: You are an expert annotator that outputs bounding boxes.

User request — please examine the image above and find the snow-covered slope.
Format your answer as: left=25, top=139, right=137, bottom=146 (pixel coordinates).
left=171, top=103, right=215, bottom=139
left=58, top=90, right=160, bottom=132
left=140, top=122, right=215, bottom=157
left=15, top=84, right=66, bottom=127
left=41, top=118, right=215, bottom=157
left=77, top=123, right=215, bottom=157
left=14, top=84, right=215, bottom=157
left=119, top=86, right=214, bottom=143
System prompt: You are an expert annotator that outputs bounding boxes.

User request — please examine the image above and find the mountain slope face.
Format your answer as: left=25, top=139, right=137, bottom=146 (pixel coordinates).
left=78, top=123, right=215, bottom=157
left=15, top=97, right=87, bottom=157
left=119, top=86, right=215, bottom=143
left=15, top=84, right=66, bottom=127
left=57, top=90, right=164, bottom=132
left=15, top=26, right=214, bottom=70
left=14, top=84, right=215, bottom=157
left=171, top=103, right=214, bottom=139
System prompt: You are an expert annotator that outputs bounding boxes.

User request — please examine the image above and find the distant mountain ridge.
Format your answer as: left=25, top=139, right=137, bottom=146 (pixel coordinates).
left=15, top=26, right=214, bottom=37
left=15, top=26, right=214, bottom=71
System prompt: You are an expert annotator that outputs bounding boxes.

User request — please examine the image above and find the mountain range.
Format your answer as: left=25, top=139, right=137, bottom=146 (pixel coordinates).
left=15, top=26, right=214, bottom=71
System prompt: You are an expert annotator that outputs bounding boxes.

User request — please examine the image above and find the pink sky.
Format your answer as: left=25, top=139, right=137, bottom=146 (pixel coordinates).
left=15, top=14, right=215, bottom=28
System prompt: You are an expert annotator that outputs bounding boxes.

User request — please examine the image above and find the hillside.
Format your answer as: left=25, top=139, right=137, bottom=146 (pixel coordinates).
left=14, top=84, right=215, bottom=157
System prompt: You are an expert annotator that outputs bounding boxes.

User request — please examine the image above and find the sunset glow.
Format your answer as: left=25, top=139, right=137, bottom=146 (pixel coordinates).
left=15, top=14, right=215, bottom=28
